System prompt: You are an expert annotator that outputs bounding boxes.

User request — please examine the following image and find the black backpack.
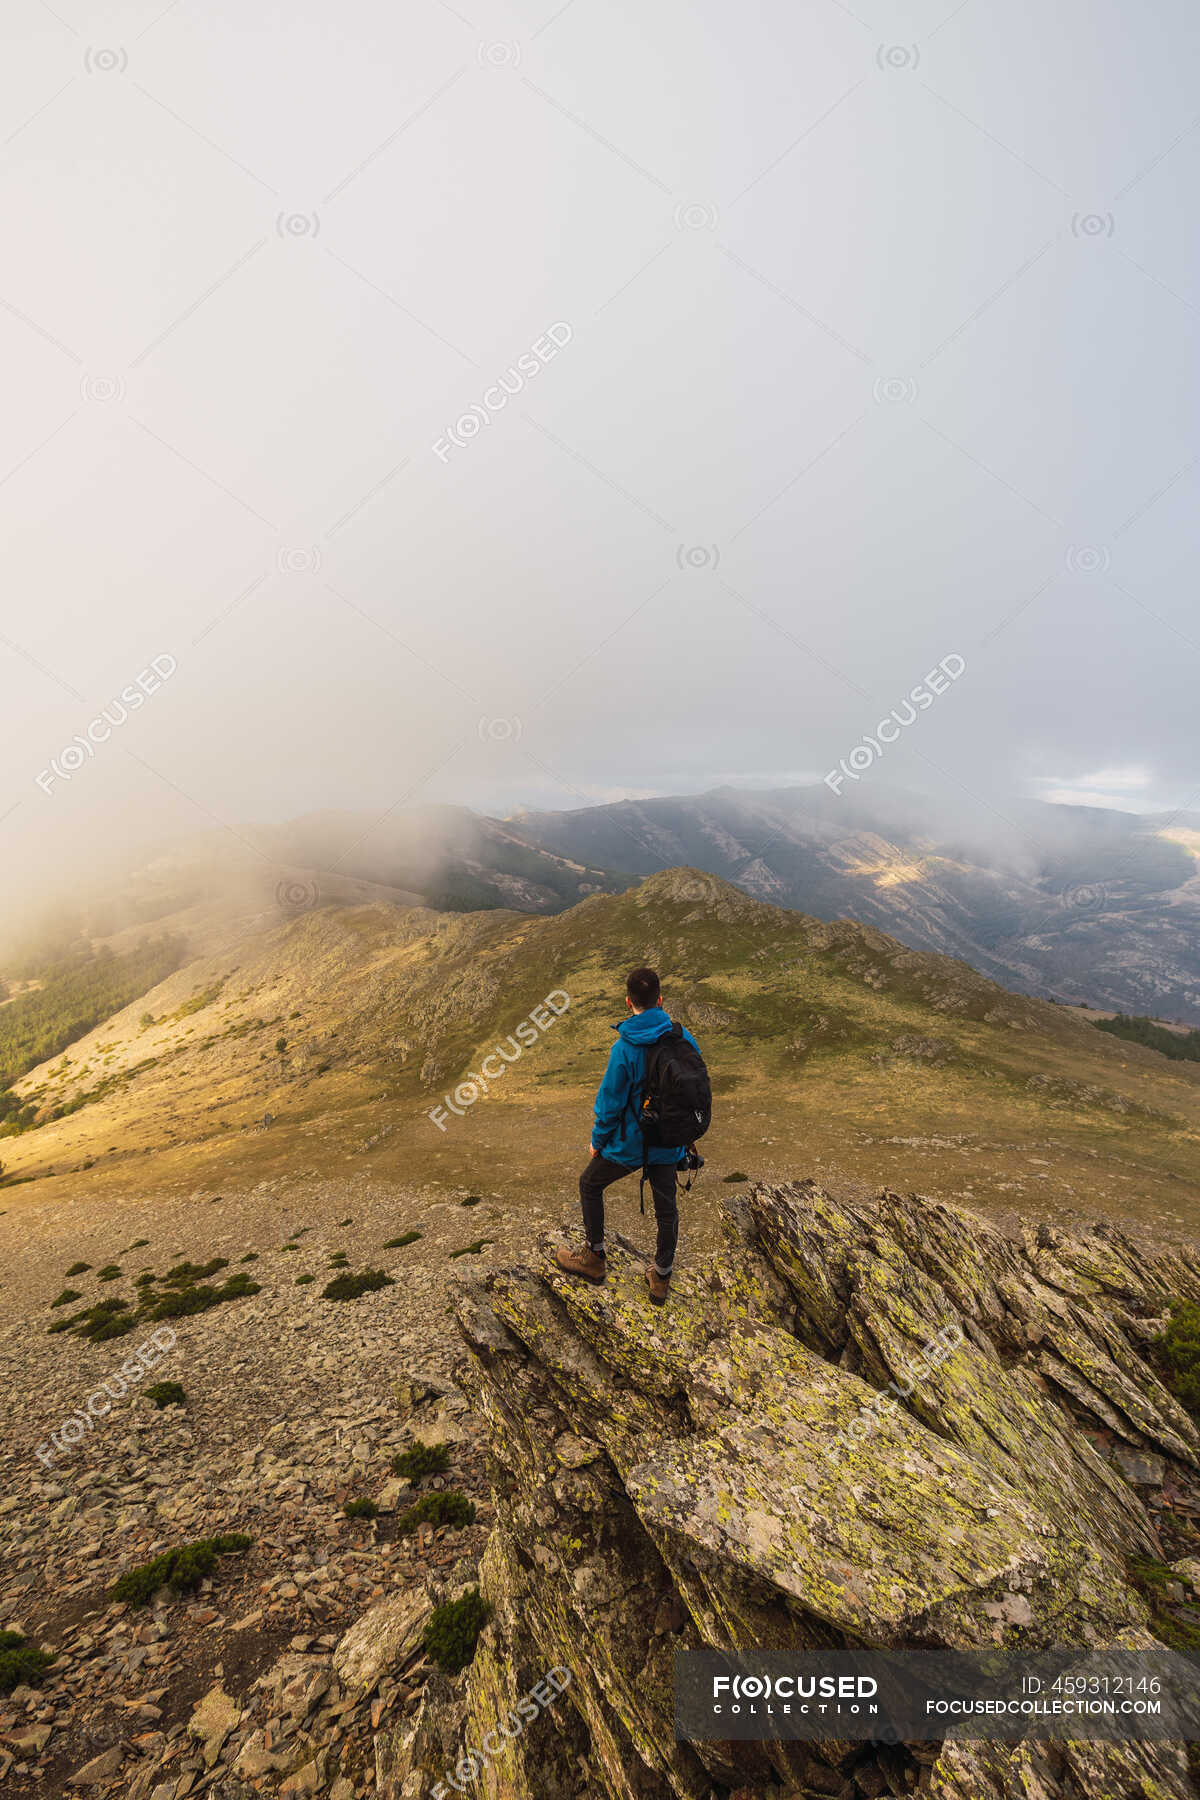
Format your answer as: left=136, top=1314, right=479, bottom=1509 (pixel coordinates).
left=636, top=1025, right=712, bottom=1210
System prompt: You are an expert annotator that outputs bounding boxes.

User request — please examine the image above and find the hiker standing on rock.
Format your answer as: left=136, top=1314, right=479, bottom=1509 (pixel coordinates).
left=556, top=966, right=711, bottom=1306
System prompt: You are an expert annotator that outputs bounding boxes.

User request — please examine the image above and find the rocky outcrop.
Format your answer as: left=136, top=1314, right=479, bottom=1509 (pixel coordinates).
left=380, top=1182, right=1200, bottom=1799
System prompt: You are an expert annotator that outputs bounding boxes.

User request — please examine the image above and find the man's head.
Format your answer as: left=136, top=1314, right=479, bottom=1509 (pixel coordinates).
left=625, top=966, right=661, bottom=1012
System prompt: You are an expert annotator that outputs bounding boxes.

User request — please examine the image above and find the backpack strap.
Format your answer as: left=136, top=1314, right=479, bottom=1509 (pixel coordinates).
left=636, top=1026, right=683, bottom=1214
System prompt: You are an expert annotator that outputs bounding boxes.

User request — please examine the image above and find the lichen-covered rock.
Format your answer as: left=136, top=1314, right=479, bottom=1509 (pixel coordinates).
left=405, top=1184, right=1200, bottom=1800
left=186, top=1684, right=241, bottom=1769
left=927, top=1737, right=1196, bottom=1800
left=333, top=1587, right=431, bottom=1697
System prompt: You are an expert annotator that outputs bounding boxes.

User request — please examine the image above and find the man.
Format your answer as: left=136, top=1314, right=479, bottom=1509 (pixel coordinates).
left=556, top=966, right=701, bottom=1306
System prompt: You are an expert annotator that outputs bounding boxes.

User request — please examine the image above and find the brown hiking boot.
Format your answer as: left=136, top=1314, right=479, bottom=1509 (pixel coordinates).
left=555, top=1244, right=607, bottom=1285
left=646, top=1265, right=670, bottom=1307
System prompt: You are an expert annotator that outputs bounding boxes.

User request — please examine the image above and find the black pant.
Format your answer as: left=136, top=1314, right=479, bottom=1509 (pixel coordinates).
left=580, top=1155, right=678, bottom=1277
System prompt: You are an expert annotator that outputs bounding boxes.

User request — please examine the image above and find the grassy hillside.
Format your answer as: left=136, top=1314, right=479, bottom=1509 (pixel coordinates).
left=3, top=871, right=1199, bottom=1237
left=0, top=936, right=186, bottom=1135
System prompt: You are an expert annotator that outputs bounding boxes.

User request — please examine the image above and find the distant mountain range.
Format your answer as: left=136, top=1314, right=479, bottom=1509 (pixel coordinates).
left=506, top=785, right=1200, bottom=1023
left=20, top=785, right=1200, bottom=1024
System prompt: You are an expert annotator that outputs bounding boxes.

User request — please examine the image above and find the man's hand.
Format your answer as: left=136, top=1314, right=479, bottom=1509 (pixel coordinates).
left=589, top=1144, right=600, bottom=1158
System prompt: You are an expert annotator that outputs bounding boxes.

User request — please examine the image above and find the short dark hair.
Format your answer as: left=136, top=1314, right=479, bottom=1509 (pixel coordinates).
left=626, top=966, right=661, bottom=1008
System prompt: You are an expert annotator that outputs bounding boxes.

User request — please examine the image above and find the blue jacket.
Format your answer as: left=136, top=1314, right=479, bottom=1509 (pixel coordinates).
left=591, top=1007, right=700, bottom=1167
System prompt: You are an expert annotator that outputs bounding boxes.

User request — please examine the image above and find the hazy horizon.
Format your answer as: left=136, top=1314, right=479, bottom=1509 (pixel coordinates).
left=3, top=0, right=1198, bottom=909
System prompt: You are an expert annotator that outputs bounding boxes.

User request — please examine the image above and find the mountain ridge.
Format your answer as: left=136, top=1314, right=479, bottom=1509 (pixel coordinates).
left=23, top=784, right=1199, bottom=1026
left=4, top=868, right=1200, bottom=1238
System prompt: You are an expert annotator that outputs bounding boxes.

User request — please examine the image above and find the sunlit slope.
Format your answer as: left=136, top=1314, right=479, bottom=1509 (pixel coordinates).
left=5, top=870, right=1200, bottom=1228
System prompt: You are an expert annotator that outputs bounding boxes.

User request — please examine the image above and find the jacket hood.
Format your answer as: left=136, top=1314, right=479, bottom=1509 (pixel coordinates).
left=615, top=1006, right=676, bottom=1046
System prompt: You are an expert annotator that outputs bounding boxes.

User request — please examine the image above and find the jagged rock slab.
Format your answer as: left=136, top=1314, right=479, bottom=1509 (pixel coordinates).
left=333, top=1589, right=431, bottom=1698
left=403, top=1182, right=1200, bottom=1800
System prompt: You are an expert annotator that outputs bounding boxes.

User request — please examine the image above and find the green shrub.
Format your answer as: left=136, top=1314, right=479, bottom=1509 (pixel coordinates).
left=295, top=1273, right=315, bottom=1285
left=1154, top=1300, right=1200, bottom=1416
left=51, top=1296, right=137, bottom=1342
left=722, top=1171, right=749, bottom=1184
left=335, top=1217, right=353, bottom=1227
left=97, top=1263, right=122, bottom=1281
left=90, top=1313, right=137, bottom=1342
left=449, top=1239, right=493, bottom=1260
left=162, top=1257, right=228, bottom=1286
left=328, top=1252, right=350, bottom=1268
left=392, top=1440, right=450, bottom=1482
left=460, top=1195, right=483, bottom=1207
left=240, top=1252, right=258, bottom=1262
left=383, top=1231, right=421, bottom=1249
left=109, top=1533, right=252, bottom=1606
left=0, top=1631, right=54, bottom=1693
left=396, top=1490, right=475, bottom=1535
left=51, top=1287, right=82, bottom=1308
left=149, top=1284, right=220, bottom=1320
left=65, top=1261, right=91, bottom=1276
left=343, top=1497, right=378, bottom=1520
left=82, top=1296, right=126, bottom=1321
left=144, top=1381, right=186, bottom=1409
left=1128, top=1554, right=1200, bottom=1652
left=423, top=1588, right=489, bottom=1673
left=279, top=1243, right=300, bottom=1253
left=134, top=1271, right=157, bottom=1288
left=322, top=1269, right=394, bottom=1302
left=149, top=1272, right=260, bottom=1320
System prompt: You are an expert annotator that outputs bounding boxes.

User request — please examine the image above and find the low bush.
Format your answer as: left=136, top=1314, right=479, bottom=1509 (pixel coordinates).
left=109, top=1533, right=252, bottom=1606
left=50, top=1296, right=135, bottom=1342
left=1154, top=1299, right=1200, bottom=1416
left=162, top=1257, right=228, bottom=1287
left=383, top=1231, right=421, bottom=1249
left=392, top=1440, right=450, bottom=1482
left=423, top=1588, right=488, bottom=1673
left=343, top=1497, right=378, bottom=1520
left=0, top=1631, right=54, bottom=1693
left=65, top=1261, right=91, bottom=1277
left=396, top=1490, right=475, bottom=1535
left=51, top=1288, right=82, bottom=1308
left=90, top=1313, right=137, bottom=1342
left=322, top=1269, right=394, bottom=1302
left=144, top=1381, right=186, bottom=1409
left=149, top=1271, right=260, bottom=1320
left=1128, top=1554, right=1200, bottom=1652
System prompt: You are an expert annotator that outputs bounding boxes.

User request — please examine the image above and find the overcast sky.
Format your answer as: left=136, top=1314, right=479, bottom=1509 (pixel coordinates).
left=2, top=0, right=1198, bottom=896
